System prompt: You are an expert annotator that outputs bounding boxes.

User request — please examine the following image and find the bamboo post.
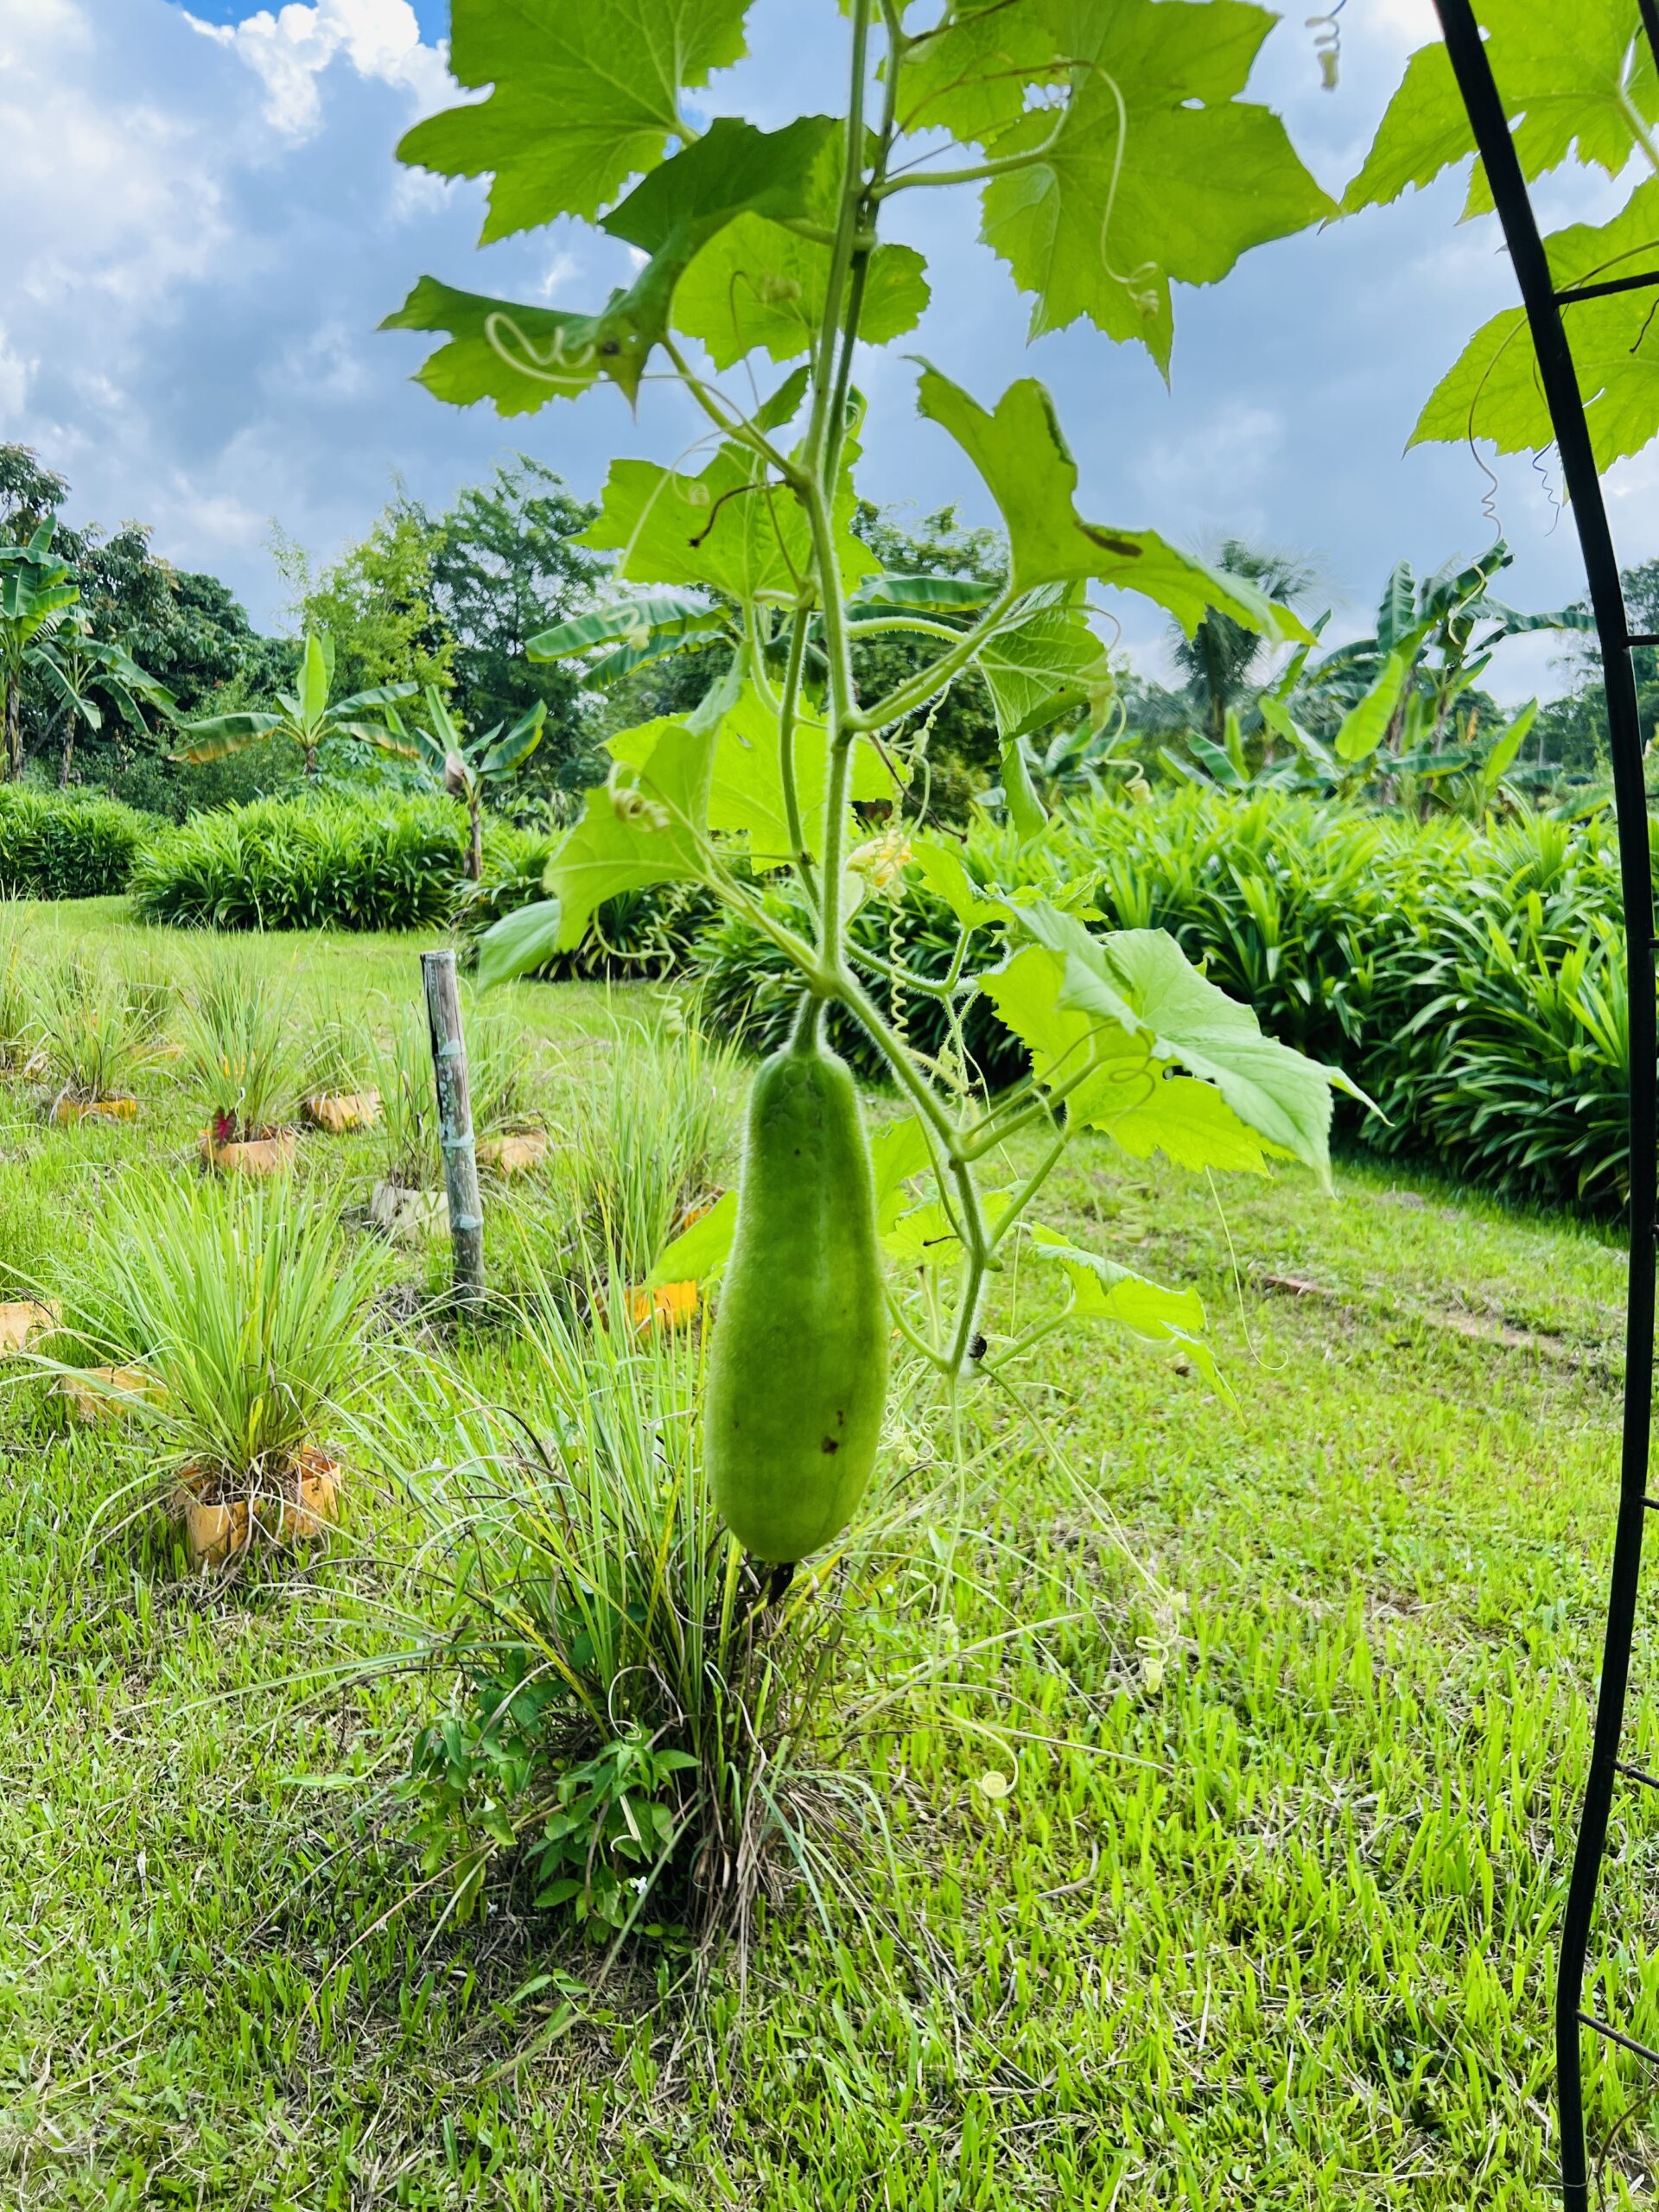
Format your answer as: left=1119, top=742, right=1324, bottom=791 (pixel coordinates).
left=420, top=949, right=485, bottom=1305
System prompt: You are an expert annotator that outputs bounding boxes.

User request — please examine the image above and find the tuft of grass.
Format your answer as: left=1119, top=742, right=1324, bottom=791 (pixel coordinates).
left=553, top=1016, right=738, bottom=1287
left=176, top=943, right=306, bottom=1141
left=37, top=957, right=162, bottom=1104
left=0, top=915, right=41, bottom=1071
left=387, top=1286, right=863, bottom=1960
left=366, top=998, right=543, bottom=1193
left=56, top=1176, right=391, bottom=1503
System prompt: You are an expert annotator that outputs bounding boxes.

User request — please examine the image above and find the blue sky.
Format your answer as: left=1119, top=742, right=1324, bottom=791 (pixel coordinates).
left=0, top=0, right=1641, bottom=699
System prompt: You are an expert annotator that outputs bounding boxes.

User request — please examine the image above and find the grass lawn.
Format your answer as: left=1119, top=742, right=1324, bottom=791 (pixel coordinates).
left=0, top=900, right=1652, bottom=2209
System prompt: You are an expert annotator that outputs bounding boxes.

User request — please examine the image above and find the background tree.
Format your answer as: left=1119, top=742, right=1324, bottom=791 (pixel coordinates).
left=281, top=505, right=454, bottom=699
left=0, top=447, right=69, bottom=544
left=0, top=523, right=78, bottom=780
left=1168, top=537, right=1319, bottom=741
left=849, top=504, right=1007, bottom=819
left=32, top=615, right=175, bottom=786
left=1531, top=556, right=1659, bottom=784
left=421, top=456, right=604, bottom=791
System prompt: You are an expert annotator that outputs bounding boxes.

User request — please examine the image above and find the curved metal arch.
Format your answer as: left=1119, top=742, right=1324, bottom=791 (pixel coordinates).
left=1427, top=4, right=1659, bottom=2204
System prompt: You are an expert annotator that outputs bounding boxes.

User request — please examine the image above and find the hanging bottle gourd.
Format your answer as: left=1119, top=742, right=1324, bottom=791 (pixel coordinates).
left=705, top=1001, right=888, bottom=1564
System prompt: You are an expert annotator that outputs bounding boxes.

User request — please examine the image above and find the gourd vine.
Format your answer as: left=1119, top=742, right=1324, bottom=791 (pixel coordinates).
left=391, top=0, right=1357, bottom=1558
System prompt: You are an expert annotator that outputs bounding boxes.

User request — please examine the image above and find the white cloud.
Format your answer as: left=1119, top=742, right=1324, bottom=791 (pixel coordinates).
left=1131, top=403, right=1285, bottom=514
left=185, top=0, right=450, bottom=137
left=0, top=331, right=31, bottom=427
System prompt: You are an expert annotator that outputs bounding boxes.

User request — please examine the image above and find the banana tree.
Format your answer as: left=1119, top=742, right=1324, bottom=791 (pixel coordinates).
left=0, top=521, right=79, bottom=781
left=383, top=683, right=547, bottom=879
left=34, top=616, right=175, bottom=785
left=1299, top=542, right=1590, bottom=777
left=175, top=631, right=416, bottom=783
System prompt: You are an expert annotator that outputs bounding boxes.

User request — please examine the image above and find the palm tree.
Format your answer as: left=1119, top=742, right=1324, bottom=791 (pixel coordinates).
left=1169, top=537, right=1319, bottom=741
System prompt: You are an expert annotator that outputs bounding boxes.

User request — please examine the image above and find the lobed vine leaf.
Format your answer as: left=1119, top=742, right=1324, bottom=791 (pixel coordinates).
left=397, top=0, right=753, bottom=239
left=620, top=679, right=893, bottom=868
left=1343, top=0, right=1659, bottom=219
left=915, top=366, right=1314, bottom=638
left=903, top=839, right=1007, bottom=930
left=672, top=128, right=931, bottom=365
left=1025, top=1228, right=1228, bottom=1395
left=868, top=1113, right=935, bottom=1231
left=977, top=588, right=1116, bottom=742
left=386, top=118, right=836, bottom=412
left=900, top=0, right=1332, bottom=372
left=382, top=277, right=636, bottom=413
left=541, top=693, right=727, bottom=950
left=581, top=439, right=877, bottom=605
left=1413, top=178, right=1659, bottom=467
left=645, top=1188, right=738, bottom=1285
left=983, top=910, right=1344, bottom=1185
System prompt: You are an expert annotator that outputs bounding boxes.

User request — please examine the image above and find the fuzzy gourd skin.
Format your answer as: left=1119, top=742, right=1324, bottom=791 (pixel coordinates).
left=706, top=1027, right=888, bottom=1563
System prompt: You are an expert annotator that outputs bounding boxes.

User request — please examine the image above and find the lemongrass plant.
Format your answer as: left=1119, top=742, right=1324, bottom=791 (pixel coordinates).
left=367, top=1001, right=540, bottom=1192
left=177, top=946, right=306, bottom=1141
left=39, top=958, right=162, bottom=1105
left=48, top=1178, right=391, bottom=1507
left=386, top=1273, right=864, bottom=1954
left=0, top=918, right=41, bottom=1073
left=303, top=992, right=372, bottom=1102
left=553, top=1016, right=738, bottom=1288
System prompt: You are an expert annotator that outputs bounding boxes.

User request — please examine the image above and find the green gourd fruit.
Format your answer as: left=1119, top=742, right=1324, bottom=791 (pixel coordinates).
left=706, top=1011, right=888, bottom=1562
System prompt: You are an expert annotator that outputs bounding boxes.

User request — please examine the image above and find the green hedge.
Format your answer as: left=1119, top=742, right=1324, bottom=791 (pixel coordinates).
left=682, top=790, right=1636, bottom=1215
left=0, top=785, right=159, bottom=899
left=130, top=796, right=507, bottom=931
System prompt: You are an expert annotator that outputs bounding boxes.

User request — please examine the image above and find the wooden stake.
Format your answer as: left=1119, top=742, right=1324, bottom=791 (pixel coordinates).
left=420, top=949, right=485, bottom=1305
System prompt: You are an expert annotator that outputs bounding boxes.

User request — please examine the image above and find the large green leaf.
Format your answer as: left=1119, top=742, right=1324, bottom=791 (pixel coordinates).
left=977, top=589, right=1114, bottom=741
left=544, top=712, right=717, bottom=950
left=613, top=680, right=892, bottom=868
left=1025, top=1228, right=1227, bottom=1395
left=1343, top=0, right=1657, bottom=218
left=385, top=117, right=834, bottom=412
left=1374, top=562, right=1417, bottom=654
left=580, top=437, right=877, bottom=605
left=481, top=699, right=548, bottom=777
left=528, top=591, right=725, bottom=666
left=847, top=573, right=997, bottom=616
left=1334, top=650, right=1409, bottom=764
left=904, top=839, right=1007, bottom=931
left=1412, top=178, right=1659, bottom=469
left=1055, top=916, right=1338, bottom=1182
left=982, top=912, right=1340, bottom=1185
left=474, top=897, right=565, bottom=992
left=916, top=366, right=1312, bottom=639
left=172, top=711, right=283, bottom=766
left=901, top=0, right=1332, bottom=372
left=645, top=1188, right=738, bottom=1285
left=397, top=0, right=753, bottom=239
left=868, top=1112, right=934, bottom=1230
left=674, top=214, right=928, bottom=366
left=382, top=278, right=627, bottom=413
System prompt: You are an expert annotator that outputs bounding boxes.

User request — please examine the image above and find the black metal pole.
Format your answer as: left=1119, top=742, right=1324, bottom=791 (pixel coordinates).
left=1428, top=5, right=1658, bottom=2203
left=421, top=948, right=486, bottom=1306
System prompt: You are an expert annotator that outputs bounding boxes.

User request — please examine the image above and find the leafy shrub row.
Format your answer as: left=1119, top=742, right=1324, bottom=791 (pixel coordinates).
left=130, top=797, right=539, bottom=932
left=0, top=785, right=159, bottom=899
left=681, top=791, right=1633, bottom=1214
